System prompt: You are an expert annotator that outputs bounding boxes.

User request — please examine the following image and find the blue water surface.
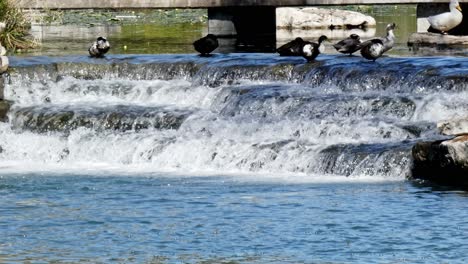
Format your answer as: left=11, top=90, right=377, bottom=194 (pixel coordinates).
left=1, top=173, right=468, bottom=263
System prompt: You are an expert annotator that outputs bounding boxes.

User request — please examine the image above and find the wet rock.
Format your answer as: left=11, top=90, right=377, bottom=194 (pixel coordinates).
left=11, top=105, right=192, bottom=133
left=0, top=100, right=12, bottom=122
left=0, top=56, right=8, bottom=73
left=276, top=7, right=376, bottom=30
left=437, top=117, right=468, bottom=136
left=411, top=135, right=468, bottom=187
left=408, top=33, right=468, bottom=47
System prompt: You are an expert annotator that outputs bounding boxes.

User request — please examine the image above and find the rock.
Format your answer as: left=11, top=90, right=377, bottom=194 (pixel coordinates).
left=0, top=22, right=5, bottom=34
left=437, top=117, right=468, bottom=136
left=411, top=135, right=468, bottom=187
left=0, top=56, right=8, bottom=73
left=408, top=32, right=468, bottom=46
left=276, top=7, right=376, bottom=30
left=0, top=100, right=12, bottom=122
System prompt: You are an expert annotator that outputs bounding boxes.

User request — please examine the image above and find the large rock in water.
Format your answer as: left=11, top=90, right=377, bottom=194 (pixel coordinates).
left=412, top=135, right=468, bottom=187
left=408, top=33, right=468, bottom=46
left=276, top=7, right=376, bottom=29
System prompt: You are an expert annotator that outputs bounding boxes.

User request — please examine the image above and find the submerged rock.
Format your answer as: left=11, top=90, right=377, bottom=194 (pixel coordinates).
left=408, top=32, right=468, bottom=47
left=276, top=7, right=376, bottom=30
left=412, top=135, right=468, bottom=187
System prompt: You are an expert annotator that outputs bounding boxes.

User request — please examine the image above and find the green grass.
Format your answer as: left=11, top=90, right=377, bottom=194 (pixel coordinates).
left=0, top=0, right=37, bottom=50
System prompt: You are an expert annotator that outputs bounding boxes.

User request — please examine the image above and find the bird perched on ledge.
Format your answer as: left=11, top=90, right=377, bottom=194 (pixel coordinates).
left=193, top=34, right=219, bottom=56
left=380, top=23, right=396, bottom=53
left=333, top=34, right=362, bottom=56
left=427, top=0, right=463, bottom=34
left=277, top=37, right=306, bottom=56
left=89, top=37, right=110, bottom=57
left=301, top=35, right=328, bottom=62
left=359, top=39, right=385, bottom=62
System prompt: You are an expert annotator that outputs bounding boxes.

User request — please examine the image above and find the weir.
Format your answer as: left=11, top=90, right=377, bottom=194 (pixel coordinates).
left=1, top=54, right=467, bottom=177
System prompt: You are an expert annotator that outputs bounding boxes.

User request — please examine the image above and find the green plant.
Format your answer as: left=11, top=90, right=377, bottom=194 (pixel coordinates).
left=0, top=0, right=37, bottom=50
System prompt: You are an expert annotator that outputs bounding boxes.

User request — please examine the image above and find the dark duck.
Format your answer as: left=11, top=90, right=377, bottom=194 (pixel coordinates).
left=301, top=35, right=328, bottom=62
left=333, top=34, right=362, bottom=56
left=276, top=37, right=306, bottom=56
left=358, top=22, right=396, bottom=61
left=193, top=34, right=219, bottom=56
left=359, top=39, right=385, bottom=61
left=88, top=37, right=110, bottom=57
left=380, top=23, right=396, bottom=53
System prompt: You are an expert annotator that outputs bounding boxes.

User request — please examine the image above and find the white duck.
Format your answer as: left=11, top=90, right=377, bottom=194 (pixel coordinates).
left=427, top=0, right=463, bottom=34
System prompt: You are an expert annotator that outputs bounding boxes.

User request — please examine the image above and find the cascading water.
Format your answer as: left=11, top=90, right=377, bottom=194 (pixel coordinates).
left=2, top=54, right=467, bottom=178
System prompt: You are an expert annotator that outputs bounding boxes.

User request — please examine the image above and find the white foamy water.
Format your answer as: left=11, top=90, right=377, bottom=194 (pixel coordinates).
left=2, top=54, right=467, bottom=181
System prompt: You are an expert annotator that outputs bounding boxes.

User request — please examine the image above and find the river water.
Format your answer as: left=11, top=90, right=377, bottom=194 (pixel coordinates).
left=1, top=53, right=468, bottom=263
left=2, top=5, right=468, bottom=263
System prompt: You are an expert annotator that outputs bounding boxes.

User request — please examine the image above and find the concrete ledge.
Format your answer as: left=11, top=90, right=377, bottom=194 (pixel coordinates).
left=408, top=33, right=468, bottom=46
left=15, top=0, right=468, bottom=9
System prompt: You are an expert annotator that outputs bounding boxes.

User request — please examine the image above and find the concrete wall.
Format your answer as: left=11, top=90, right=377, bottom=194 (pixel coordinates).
left=208, top=7, right=276, bottom=51
left=16, top=0, right=468, bottom=9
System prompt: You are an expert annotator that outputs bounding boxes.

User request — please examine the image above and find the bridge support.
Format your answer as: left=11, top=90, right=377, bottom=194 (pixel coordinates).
left=208, top=7, right=276, bottom=51
left=416, top=3, right=468, bottom=35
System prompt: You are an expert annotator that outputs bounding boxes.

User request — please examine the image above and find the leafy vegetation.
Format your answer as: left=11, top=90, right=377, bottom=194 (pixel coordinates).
left=0, top=0, right=37, bottom=50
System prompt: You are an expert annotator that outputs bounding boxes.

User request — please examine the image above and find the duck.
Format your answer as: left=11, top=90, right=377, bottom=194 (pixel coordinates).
left=193, top=34, right=219, bottom=56
left=88, top=37, right=110, bottom=57
left=277, top=37, right=306, bottom=56
left=301, top=35, right=328, bottom=62
left=380, top=23, right=396, bottom=53
left=427, top=0, right=463, bottom=34
left=332, top=34, right=362, bottom=56
left=359, top=39, right=385, bottom=62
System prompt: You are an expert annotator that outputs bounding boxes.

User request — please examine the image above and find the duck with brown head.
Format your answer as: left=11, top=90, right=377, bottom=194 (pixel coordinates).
left=333, top=34, right=362, bottom=56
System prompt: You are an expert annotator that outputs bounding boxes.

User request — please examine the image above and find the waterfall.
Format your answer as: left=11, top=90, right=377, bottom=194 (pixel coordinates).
left=2, top=54, right=466, bottom=178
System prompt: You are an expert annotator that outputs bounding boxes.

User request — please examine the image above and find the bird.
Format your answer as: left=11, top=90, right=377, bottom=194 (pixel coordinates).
left=359, top=39, right=385, bottom=62
left=380, top=23, right=396, bottom=53
left=332, top=34, right=362, bottom=56
left=276, top=37, right=306, bottom=56
left=88, top=37, right=110, bottom=57
left=427, top=0, right=463, bottom=34
left=301, top=35, right=328, bottom=62
left=193, top=34, right=219, bottom=56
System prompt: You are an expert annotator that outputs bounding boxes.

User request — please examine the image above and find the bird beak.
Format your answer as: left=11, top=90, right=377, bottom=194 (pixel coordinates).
left=456, top=5, right=462, bottom=12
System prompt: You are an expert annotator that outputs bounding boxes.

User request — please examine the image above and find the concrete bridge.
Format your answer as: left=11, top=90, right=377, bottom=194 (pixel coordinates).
left=14, top=0, right=468, bottom=9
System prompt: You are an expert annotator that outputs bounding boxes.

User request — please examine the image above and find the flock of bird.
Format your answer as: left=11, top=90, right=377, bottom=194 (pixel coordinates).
left=82, top=0, right=463, bottom=61
left=193, top=23, right=396, bottom=62
left=190, top=0, right=463, bottom=62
